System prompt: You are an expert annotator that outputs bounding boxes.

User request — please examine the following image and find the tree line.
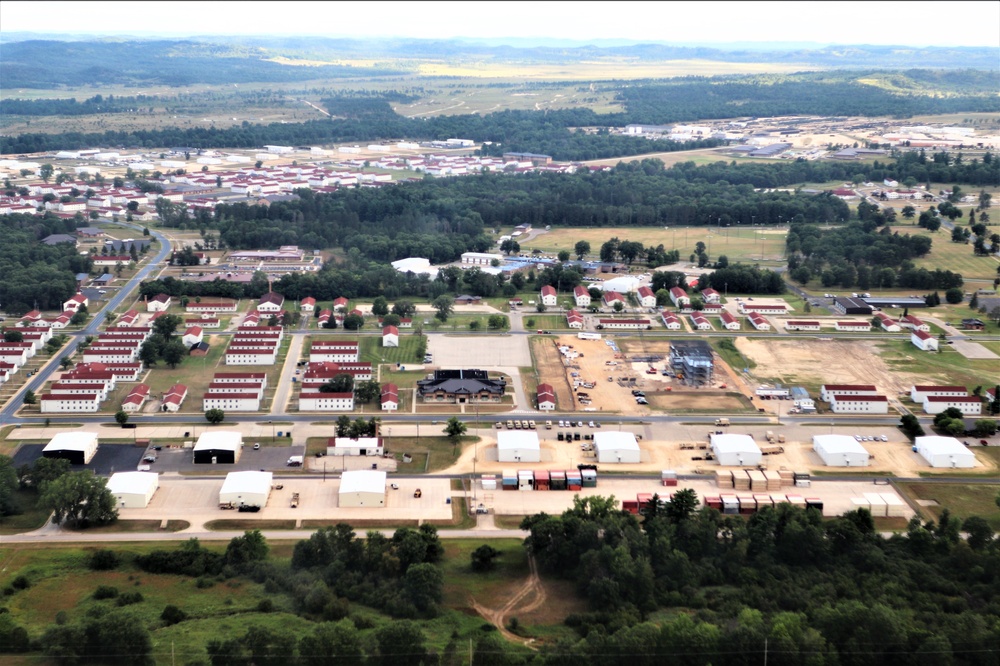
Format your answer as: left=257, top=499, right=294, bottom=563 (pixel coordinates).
left=0, top=214, right=92, bottom=313
left=519, top=492, right=1000, bottom=666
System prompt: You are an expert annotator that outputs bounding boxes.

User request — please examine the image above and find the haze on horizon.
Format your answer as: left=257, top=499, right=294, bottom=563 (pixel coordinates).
left=3, top=0, right=999, bottom=49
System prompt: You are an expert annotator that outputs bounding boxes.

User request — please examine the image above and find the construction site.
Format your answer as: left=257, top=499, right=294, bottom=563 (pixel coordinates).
left=532, top=335, right=754, bottom=415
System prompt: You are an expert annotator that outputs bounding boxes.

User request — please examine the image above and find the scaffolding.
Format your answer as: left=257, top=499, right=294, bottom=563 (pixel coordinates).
left=669, top=340, right=714, bottom=386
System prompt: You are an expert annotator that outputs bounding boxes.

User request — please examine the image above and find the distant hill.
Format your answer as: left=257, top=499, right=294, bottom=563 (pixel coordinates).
left=1, top=36, right=997, bottom=89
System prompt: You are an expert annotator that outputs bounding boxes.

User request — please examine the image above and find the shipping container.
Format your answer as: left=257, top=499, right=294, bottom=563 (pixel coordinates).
left=534, top=470, right=550, bottom=491
left=550, top=470, right=567, bottom=491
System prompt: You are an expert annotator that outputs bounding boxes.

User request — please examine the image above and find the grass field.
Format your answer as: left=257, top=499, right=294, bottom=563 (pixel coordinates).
left=891, top=226, right=1000, bottom=281
left=0, top=489, right=50, bottom=534
left=355, top=333, right=426, bottom=365
left=900, top=482, right=1000, bottom=530
left=526, top=226, right=788, bottom=264
left=878, top=339, right=999, bottom=387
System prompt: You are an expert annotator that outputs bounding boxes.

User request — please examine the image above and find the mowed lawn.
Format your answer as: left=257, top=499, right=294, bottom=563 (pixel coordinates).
left=891, top=226, right=1000, bottom=280
left=527, top=226, right=788, bottom=263
left=878, top=340, right=1000, bottom=387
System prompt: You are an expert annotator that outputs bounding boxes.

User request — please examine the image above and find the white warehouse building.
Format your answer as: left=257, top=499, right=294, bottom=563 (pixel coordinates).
left=339, top=470, right=386, bottom=507
left=496, top=431, right=541, bottom=463
left=710, top=433, right=762, bottom=467
left=107, top=472, right=159, bottom=508
left=812, top=435, right=870, bottom=467
left=219, top=471, right=273, bottom=508
left=594, top=431, right=641, bottom=464
left=43, top=432, right=99, bottom=465
left=914, top=436, right=977, bottom=469
left=327, top=437, right=385, bottom=457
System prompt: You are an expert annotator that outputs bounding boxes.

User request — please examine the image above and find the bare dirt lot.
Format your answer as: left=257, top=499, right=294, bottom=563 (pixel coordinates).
left=735, top=337, right=935, bottom=395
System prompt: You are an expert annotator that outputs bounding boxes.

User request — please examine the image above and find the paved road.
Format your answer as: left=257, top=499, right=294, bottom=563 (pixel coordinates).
left=270, top=334, right=305, bottom=416
left=1, top=223, right=172, bottom=420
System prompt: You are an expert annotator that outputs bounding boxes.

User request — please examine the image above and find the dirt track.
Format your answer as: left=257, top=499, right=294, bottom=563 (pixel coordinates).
left=470, top=555, right=545, bottom=648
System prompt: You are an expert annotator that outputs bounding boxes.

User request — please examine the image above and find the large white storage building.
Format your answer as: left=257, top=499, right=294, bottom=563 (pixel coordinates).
left=339, top=470, right=386, bottom=507
left=327, top=437, right=384, bottom=457
left=710, top=433, right=761, bottom=467
left=915, top=436, right=977, bottom=468
left=812, top=435, right=870, bottom=467
left=594, top=432, right=641, bottom=464
left=219, top=471, right=273, bottom=508
left=107, top=472, right=159, bottom=508
left=43, top=432, right=99, bottom=465
left=497, top=431, right=541, bottom=463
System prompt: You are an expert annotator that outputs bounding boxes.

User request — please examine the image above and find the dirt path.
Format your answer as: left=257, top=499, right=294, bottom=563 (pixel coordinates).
left=469, top=554, right=546, bottom=648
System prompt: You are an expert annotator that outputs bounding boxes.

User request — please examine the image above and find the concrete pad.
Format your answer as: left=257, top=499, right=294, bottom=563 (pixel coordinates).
left=950, top=340, right=999, bottom=359
left=428, top=335, right=531, bottom=368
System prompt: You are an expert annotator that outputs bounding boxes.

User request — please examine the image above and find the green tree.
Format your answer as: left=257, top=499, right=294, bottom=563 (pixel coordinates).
left=558, top=249, right=571, bottom=262
left=23, top=390, right=37, bottom=405
left=114, top=410, right=129, bottom=427
left=392, top=300, right=416, bottom=318
left=355, top=380, right=382, bottom=404
left=243, top=625, right=296, bottom=666
left=381, top=313, right=401, bottom=327
left=224, top=529, right=269, bottom=568
left=59, top=356, right=73, bottom=370
left=371, top=296, right=389, bottom=317
left=39, top=163, right=54, bottom=182
left=373, top=621, right=427, bottom=666
left=205, top=408, right=225, bottom=425
left=665, top=488, right=699, bottom=524
left=575, top=240, right=591, bottom=260
left=298, top=620, right=364, bottom=666
left=3, top=330, right=23, bottom=343
left=321, top=373, right=354, bottom=394
left=152, top=313, right=184, bottom=340
left=402, top=562, right=444, bottom=615
left=487, top=314, right=506, bottom=330
left=945, top=288, right=964, bottom=304
left=432, top=295, right=454, bottom=322
left=443, top=416, right=467, bottom=441
left=138, top=341, right=160, bottom=367
left=0, top=455, right=19, bottom=517
left=343, top=313, right=365, bottom=330
left=468, top=320, right=481, bottom=330
left=470, top=544, right=501, bottom=572
left=40, top=472, right=118, bottom=526
left=161, top=339, right=188, bottom=368
left=21, top=457, right=70, bottom=490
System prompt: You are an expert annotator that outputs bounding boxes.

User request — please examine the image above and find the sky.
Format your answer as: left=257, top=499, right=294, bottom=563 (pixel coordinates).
left=3, top=0, right=999, bottom=48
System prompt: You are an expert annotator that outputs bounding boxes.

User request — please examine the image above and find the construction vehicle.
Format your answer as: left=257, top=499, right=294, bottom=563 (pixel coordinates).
left=766, top=431, right=776, bottom=442
left=414, top=488, right=422, bottom=498
left=760, top=444, right=784, bottom=455
left=290, top=493, right=300, bottom=508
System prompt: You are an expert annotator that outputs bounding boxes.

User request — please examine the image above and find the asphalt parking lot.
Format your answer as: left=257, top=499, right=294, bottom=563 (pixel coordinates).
left=13, top=443, right=145, bottom=476
left=147, top=442, right=307, bottom=474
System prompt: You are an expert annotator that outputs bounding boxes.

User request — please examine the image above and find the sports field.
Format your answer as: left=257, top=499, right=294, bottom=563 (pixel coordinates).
left=893, top=226, right=1000, bottom=281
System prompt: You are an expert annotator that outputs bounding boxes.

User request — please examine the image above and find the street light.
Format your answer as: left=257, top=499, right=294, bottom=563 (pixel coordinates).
left=269, top=420, right=274, bottom=443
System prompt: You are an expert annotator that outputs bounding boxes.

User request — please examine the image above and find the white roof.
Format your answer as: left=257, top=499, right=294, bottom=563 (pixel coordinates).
left=332, top=437, right=381, bottom=448
left=496, top=431, right=540, bottom=452
left=194, top=431, right=243, bottom=452
left=221, top=471, right=273, bottom=495
left=710, top=433, right=761, bottom=455
left=813, top=434, right=870, bottom=456
left=594, top=431, right=639, bottom=452
left=390, top=257, right=438, bottom=276
left=600, top=276, right=641, bottom=293
left=915, top=436, right=971, bottom=456
left=107, top=471, right=158, bottom=495
left=340, top=470, right=387, bottom=494
left=44, top=431, right=98, bottom=452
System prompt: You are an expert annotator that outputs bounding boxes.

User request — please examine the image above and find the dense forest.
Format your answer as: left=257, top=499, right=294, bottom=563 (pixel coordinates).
left=520, top=493, right=1000, bottom=665
left=0, top=214, right=91, bottom=312
left=201, top=160, right=851, bottom=255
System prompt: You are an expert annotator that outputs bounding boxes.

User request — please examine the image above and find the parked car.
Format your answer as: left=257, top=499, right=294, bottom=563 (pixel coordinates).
left=981, top=440, right=990, bottom=446
left=880, top=435, right=888, bottom=442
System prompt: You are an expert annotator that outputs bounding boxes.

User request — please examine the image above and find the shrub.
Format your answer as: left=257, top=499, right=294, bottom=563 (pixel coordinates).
left=10, top=576, right=29, bottom=591
left=87, top=549, right=122, bottom=571
left=161, top=605, right=188, bottom=626
left=93, top=586, right=119, bottom=600
left=256, top=599, right=274, bottom=613
left=116, top=591, right=143, bottom=606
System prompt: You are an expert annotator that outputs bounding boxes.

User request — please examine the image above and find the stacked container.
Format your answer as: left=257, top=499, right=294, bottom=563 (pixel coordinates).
left=748, top=469, right=767, bottom=491
left=661, top=470, right=678, bottom=487
left=733, top=471, right=751, bottom=491
left=580, top=468, right=597, bottom=487
left=805, top=498, right=824, bottom=514
left=481, top=474, right=497, bottom=491
left=863, top=493, right=888, bottom=517
left=881, top=493, right=906, bottom=517
left=567, top=470, right=582, bottom=491
left=705, top=496, right=723, bottom=511
left=754, top=494, right=773, bottom=509
left=786, top=494, right=807, bottom=510
left=763, top=470, right=782, bottom=491
left=721, top=494, right=739, bottom=515
left=534, top=470, right=550, bottom=491
left=737, top=493, right=756, bottom=515
left=779, top=469, right=795, bottom=487
left=549, top=470, right=567, bottom=491
left=502, top=470, right=517, bottom=491
left=716, top=470, right=733, bottom=488
left=518, top=470, right=534, bottom=491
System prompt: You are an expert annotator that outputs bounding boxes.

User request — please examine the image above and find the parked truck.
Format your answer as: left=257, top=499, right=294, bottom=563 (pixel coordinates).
left=290, top=493, right=300, bottom=508
left=715, top=418, right=730, bottom=426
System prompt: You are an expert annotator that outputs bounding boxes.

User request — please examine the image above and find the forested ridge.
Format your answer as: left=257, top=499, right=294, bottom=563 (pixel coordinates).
left=5, top=70, right=999, bottom=158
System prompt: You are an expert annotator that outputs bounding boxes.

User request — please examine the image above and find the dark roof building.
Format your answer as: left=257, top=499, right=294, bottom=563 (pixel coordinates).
left=42, top=234, right=78, bottom=245
left=832, top=297, right=873, bottom=315
left=416, top=369, right=506, bottom=404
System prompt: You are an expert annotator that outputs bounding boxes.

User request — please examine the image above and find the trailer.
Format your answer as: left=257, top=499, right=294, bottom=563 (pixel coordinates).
left=290, top=492, right=300, bottom=508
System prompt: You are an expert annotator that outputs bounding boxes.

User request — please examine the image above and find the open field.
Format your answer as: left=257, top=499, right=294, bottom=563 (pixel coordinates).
left=892, top=226, right=1000, bottom=281
left=900, top=482, right=1000, bottom=530
left=525, top=225, right=788, bottom=264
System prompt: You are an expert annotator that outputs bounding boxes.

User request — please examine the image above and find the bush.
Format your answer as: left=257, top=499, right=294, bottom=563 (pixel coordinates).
left=195, top=577, right=214, bottom=589
left=161, top=605, right=188, bottom=626
left=87, top=549, right=122, bottom=571
left=10, top=576, right=29, bottom=591
left=256, top=599, right=274, bottom=613
left=116, top=591, right=144, bottom=606
left=93, top=586, right=119, bottom=600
